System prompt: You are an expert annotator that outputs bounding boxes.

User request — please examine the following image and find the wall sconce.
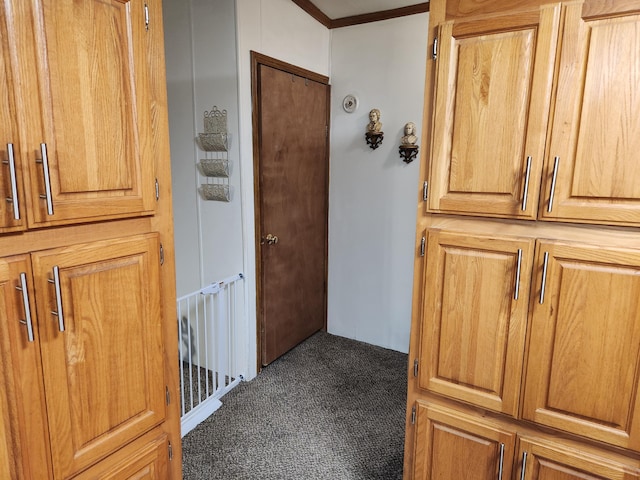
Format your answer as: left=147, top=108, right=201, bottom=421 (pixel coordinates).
left=365, top=108, right=384, bottom=150
left=399, top=122, right=419, bottom=163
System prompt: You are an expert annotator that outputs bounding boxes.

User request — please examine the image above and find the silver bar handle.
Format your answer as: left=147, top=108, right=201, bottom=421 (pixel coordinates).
left=36, top=143, right=54, bottom=215
left=498, top=443, right=505, bottom=480
left=539, top=252, right=550, bottom=304
left=520, top=451, right=528, bottom=480
left=547, top=156, right=559, bottom=213
left=521, top=156, right=532, bottom=211
left=514, top=249, right=523, bottom=300
left=48, top=266, right=65, bottom=332
left=4, top=144, right=20, bottom=220
left=16, top=272, right=34, bottom=342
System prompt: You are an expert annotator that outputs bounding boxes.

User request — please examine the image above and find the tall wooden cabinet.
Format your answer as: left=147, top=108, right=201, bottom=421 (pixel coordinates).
left=0, top=0, right=181, bottom=478
left=406, top=1, right=640, bottom=479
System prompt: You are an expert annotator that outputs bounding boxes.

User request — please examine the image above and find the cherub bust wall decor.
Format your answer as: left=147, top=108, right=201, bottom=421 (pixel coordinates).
left=399, top=121, right=419, bottom=163
left=365, top=108, right=384, bottom=150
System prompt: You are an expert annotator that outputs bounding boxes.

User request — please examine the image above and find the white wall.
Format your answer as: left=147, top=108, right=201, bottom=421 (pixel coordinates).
left=327, top=14, right=429, bottom=353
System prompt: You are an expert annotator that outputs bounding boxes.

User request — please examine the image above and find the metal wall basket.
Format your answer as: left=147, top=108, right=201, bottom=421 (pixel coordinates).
left=200, top=184, right=230, bottom=202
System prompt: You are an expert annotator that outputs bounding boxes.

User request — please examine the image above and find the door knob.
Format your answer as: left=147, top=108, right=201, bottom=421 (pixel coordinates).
left=263, top=234, right=279, bottom=245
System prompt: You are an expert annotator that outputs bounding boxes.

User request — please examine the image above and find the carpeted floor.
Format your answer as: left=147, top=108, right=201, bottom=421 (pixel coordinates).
left=181, top=331, right=408, bottom=480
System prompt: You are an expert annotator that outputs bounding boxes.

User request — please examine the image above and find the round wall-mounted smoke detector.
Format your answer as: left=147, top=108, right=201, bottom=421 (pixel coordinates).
left=342, top=94, right=358, bottom=113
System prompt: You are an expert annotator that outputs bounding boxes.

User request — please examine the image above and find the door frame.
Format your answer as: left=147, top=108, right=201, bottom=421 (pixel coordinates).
left=250, top=51, right=330, bottom=371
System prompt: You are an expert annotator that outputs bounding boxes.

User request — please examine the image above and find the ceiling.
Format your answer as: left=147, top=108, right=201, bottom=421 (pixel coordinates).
left=308, top=0, right=426, bottom=19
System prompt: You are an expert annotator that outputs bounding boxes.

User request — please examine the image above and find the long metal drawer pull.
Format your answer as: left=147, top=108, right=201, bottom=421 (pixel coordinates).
left=520, top=451, right=528, bottom=480
left=521, top=156, right=532, bottom=211
left=4, top=143, right=20, bottom=220
left=498, top=443, right=505, bottom=480
left=36, top=143, right=54, bottom=215
left=48, top=266, right=65, bottom=332
left=539, top=252, right=549, bottom=304
left=514, top=249, right=523, bottom=300
left=547, top=156, right=559, bottom=213
left=16, top=272, right=34, bottom=342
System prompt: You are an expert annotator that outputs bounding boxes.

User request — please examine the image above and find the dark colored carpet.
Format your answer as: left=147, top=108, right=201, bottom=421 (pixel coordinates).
left=181, top=331, right=408, bottom=479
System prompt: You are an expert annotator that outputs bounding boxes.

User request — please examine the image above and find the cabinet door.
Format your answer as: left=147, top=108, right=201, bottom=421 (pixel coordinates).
left=0, top=3, right=26, bottom=232
left=541, top=4, right=640, bottom=226
left=0, top=255, right=51, bottom=479
left=518, top=437, right=640, bottom=480
left=74, top=433, right=169, bottom=480
left=32, top=234, right=166, bottom=479
left=523, top=241, right=640, bottom=450
left=413, top=402, right=516, bottom=480
left=21, top=0, right=156, bottom=227
left=419, top=229, right=534, bottom=416
left=428, top=4, right=559, bottom=219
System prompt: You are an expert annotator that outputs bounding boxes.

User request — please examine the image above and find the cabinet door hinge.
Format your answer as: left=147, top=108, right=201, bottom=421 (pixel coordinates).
left=413, top=359, right=419, bottom=377
left=432, top=36, right=438, bottom=60
left=422, top=181, right=428, bottom=201
left=325, top=125, right=328, bottom=138
left=420, top=237, right=426, bottom=257
left=144, top=3, right=150, bottom=30
left=411, top=405, right=416, bottom=425
left=166, top=386, right=171, bottom=405
left=160, top=243, right=165, bottom=265
left=155, top=178, right=160, bottom=200
left=168, top=441, right=173, bottom=461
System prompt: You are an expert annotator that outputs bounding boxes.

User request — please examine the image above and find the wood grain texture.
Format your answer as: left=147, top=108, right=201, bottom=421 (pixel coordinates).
left=256, top=62, right=329, bottom=366
left=523, top=241, right=640, bottom=451
left=33, top=234, right=165, bottom=479
left=419, top=229, right=533, bottom=416
left=0, top=256, right=53, bottom=480
left=22, top=0, right=156, bottom=227
left=517, top=437, right=640, bottom=480
left=428, top=5, right=560, bottom=220
left=413, top=402, right=516, bottom=480
left=330, top=3, right=430, bottom=29
left=541, top=6, right=640, bottom=226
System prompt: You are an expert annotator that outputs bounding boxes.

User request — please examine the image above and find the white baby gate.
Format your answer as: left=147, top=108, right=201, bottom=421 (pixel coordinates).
left=177, top=273, right=245, bottom=437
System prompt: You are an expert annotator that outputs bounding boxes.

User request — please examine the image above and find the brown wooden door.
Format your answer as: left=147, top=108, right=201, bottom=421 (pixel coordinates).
left=523, top=240, right=640, bottom=451
left=413, top=402, right=516, bottom=480
left=428, top=4, right=560, bottom=220
left=0, top=255, right=51, bottom=479
left=20, top=0, right=156, bottom=228
left=540, top=5, right=640, bottom=226
left=518, top=437, right=640, bottom=480
left=0, top=3, right=26, bottom=232
left=31, top=234, right=166, bottom=478
left=418, top=229, right=534, bottom=416
left=254, top=55, right=329, bottom=366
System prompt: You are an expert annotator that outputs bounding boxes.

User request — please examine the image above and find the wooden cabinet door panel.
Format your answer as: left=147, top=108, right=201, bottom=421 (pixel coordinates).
left=541, top=5, right=640, bottom=225
left=74, top=433, right=169, bottom=480
left=523, top=241, right=640, bottom=450
left=0, top=255, right=51, bottom=479
left=0, top=3, right=26, bottom=232
left=23, top=0, right=155, bottom=227
left=413, top=402, right=516, bottom=480
left=428, top=5, right=560, bottom=219
left=32, top=234, right=165, bottom=479
left=419, top=229, right=534, bottom=416
left=518, top=437, right=640, bottom=480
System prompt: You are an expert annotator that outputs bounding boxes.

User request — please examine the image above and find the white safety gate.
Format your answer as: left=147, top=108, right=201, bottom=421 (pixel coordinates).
left=177, top=273, right=245, bottom=437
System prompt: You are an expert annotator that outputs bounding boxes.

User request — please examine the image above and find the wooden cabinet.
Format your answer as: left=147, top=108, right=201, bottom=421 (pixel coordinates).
left=0, top=0, right=180, bottom=477
left=428, top=4, right=560, bottom=220
left=407, top=0, right=640, bottom=478
left=3, top=0, right=157, bottom=229
left=0, top=256, right=51, bottom=479
left=428, top=2, right=640, bottom=227
left=540, top=5, right=640, bottom=226
left=517, top=437, right=640, bottom=480
left=523, top=241, right=640, bottom=451
left=418, top=229, right=534, bottom=416
left=412, top=402, right=516, bottom=480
